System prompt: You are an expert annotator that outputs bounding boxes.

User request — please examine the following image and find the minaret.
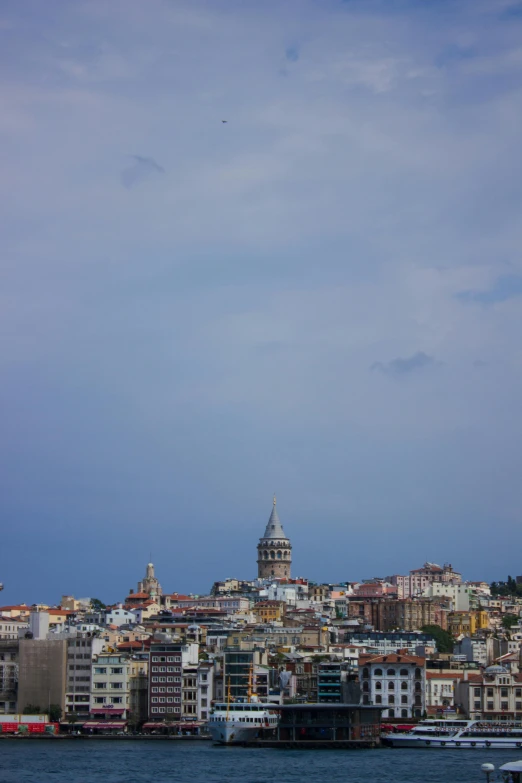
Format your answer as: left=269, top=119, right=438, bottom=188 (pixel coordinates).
left=257, top=496, right=292, bottom=579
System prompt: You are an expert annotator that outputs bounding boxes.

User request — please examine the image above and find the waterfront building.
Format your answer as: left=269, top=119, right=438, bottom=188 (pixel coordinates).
left=90, top=652, right=131, bottom=724
left=65, top=632, right=105, bottom=721
left=197, top=661, right=214, bottom=722
left=257, top=497, right=292, bottom=580
left=17, top=638, right=68, bottom=714
left=148, top=640, right=199, bottom=722
left=223, top=647, right=269, bottom=702
left=0, top=639, right=18, bottom=714
left=425, top=671, right=463, bottom=715
left=359, top=652, right=426, bottom=719
left=317, top=661, right=359, bottom=703
left=456, top=666, right=522, bottom=720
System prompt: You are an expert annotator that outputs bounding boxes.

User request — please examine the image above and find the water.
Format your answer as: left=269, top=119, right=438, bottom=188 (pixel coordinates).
left=0, top=740, right=516, bottom=783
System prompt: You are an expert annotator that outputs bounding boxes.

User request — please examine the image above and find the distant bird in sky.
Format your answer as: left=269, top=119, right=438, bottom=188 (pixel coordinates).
left=222, top=120, right=227, bottom=123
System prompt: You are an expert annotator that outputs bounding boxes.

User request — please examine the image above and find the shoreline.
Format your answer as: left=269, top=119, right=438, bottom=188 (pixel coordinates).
left=0, top=734, right=213, bottom=741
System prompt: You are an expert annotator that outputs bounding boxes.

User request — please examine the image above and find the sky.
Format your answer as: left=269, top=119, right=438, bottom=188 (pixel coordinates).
left=2, top=0, right=522, bottom=605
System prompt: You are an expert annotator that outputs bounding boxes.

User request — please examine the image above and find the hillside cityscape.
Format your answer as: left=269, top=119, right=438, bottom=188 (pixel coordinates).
left=1, top=497, right=521, bottom=735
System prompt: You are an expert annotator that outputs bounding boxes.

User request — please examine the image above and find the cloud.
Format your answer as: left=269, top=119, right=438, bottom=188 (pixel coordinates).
left=456, top=275, right=522, bottom=305
left=371, top=352, right=437, bottom=376
left=285, top=45, right=300, bottom=63
left=121, top=155, right=165, bottom=189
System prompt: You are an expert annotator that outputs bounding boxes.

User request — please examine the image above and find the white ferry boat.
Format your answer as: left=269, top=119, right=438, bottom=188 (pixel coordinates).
left=384, top=719, right=522, bottom=749
left=207, top=699, right=280, bottom=745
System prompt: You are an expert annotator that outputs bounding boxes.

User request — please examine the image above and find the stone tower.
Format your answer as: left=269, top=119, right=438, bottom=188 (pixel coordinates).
left=137, top=561, right=163, bottom=599
left=257, top=496, right=292, bottom=579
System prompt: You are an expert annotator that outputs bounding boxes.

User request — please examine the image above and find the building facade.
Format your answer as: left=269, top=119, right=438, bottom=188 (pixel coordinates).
left=66, top=633, right=105, bottom=720
left=90, top=652, right=131, bottom=721
left=257, top=497, right=292, bottom=579
left=148, top=641, right=199, bottom=722
left=0, top=640, right=18, bottom=715
left=359, top=653, right=426, bottom=719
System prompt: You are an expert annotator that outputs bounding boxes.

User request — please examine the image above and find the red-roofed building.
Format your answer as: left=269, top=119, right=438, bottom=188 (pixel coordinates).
left=359, top=652, right=426, bottom=719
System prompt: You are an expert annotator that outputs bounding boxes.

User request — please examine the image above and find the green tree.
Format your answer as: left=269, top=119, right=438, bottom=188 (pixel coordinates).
left=22, top=704, right=41, bottom=714
left=67, top=712, right=79, bottom=730
left=90, top=598, right=106, bottom=612
left=502, top=614, right=519, bottom=630
left=421, top=625, right=455, bottom=654
left=49, top=704, right=62, bottom=722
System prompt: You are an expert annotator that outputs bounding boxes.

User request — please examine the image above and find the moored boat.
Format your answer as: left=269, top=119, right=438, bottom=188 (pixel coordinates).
left=384, top=718, right=522, bottom=749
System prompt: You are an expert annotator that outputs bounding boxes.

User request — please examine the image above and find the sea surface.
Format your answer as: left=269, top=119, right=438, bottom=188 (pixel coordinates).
left=0, top=740, right=516, bottom=783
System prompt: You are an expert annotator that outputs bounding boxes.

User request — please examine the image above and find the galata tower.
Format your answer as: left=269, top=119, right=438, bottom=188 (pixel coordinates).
left=257, top=496, right=292, bottom=579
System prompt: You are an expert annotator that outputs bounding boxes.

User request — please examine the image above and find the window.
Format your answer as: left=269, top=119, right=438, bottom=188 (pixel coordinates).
left=94, top=667, right=107, bottom=674
left=111, top=668, right=123, bottom=675
left=389, top=695, right=395, bottom=705
left=400, top=669, right=408, bottom=677
left=487, top=702, right=494, bottom=711
left=516, top=689, right=522, bottom=698
left=362, top=668, right=369, bottom=679
left=474, top=688, right=481, bottom=697
left=487, top=688, right=494, bottom=697
left=401, top=695, right=408, bottom=704
left=388, top=708, right=394, bottom=717
left=363, top=682, right=369, bottom=692
left=388, top=682, right=395, bottom=690
left=501, top=702, right=509, bottom=711
left=113, top=698, right=122, bottom=704
left=110, top=682, right=123, bottom=689
left=94, top=697, right=105, bottom=704
left=415, top=668, right=422, bottom=680
left=517, top=702, right=522, bottom=711
left=501, top=688, right=509, bottom=698
left=375, top=694, right=382, bottom=704
left=95, top=682, right=106, bottom=689
left=401, top=682, right=408, bottom=690
left=375, top=681, right=382, bottom=690
left=387, top=669, right=396, bottom=676
left=374, top=669, right=383, bottom=676
left=401, top=709, right=408, bottom=718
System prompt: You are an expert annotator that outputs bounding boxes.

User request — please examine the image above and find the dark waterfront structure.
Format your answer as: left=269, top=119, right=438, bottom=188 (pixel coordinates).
left=252, top=704, right=382, bottom=748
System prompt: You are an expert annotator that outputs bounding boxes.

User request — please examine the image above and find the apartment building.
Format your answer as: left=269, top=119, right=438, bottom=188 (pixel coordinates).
left=90, top=652, right=131, bottom=723
left=456, top=666, right=522, bottom=720
left=359, top=652, right=426, bottom=719
left=0, top=640, right=18, bottom=714
left=66, top=633, right=105, bottom=720
left=148, top=641, right=198, bottom=722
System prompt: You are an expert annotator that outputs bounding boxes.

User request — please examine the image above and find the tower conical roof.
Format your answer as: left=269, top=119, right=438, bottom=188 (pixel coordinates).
left=261, top=496, right=289, bottom=540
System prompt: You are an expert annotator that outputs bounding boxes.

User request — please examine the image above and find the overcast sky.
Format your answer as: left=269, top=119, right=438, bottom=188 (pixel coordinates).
left=2, top=0, right=522, bottom=605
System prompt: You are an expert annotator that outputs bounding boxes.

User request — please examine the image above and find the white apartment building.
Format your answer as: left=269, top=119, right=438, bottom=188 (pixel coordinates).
left=359, top=652, right=426, bottom=719
left=425, top=672, right=463, bottom=713
left=421, top=583, right=471, bottom=612
left=90, top=653, right=131, bottom=721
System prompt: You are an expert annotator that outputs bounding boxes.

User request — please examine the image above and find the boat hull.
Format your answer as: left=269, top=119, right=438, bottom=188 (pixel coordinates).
left=208, top=722, right=264, bottom=745
left=385, top=736, right=522, bottom=750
